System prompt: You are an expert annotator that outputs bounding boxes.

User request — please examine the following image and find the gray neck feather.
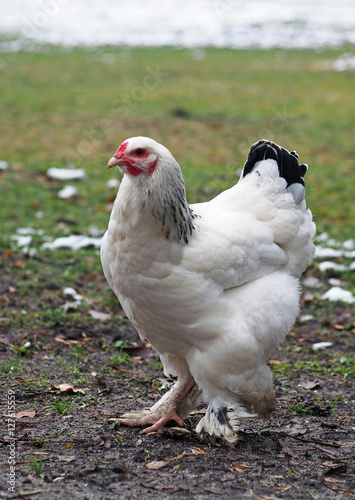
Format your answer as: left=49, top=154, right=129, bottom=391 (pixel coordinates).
left=142, top=155, right=196, bottom=244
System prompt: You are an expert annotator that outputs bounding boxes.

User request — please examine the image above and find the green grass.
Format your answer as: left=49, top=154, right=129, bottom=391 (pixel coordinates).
left=0, top=44, right=354, bottom=241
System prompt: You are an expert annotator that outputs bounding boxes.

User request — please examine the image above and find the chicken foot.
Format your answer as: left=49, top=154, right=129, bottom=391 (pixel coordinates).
left=118, top=373, right=195, bottom=433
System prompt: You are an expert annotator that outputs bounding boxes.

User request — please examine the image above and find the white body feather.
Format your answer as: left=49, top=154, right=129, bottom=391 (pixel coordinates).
left=101, top=140, right=315, bottom=442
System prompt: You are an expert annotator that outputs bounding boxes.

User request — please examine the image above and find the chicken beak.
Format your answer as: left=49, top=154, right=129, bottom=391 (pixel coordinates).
left=107, top=156, right=121, bottom=169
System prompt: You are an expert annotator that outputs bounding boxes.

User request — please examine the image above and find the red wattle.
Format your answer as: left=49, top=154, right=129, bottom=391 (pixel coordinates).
left=126, top=164, right=142, bottom=176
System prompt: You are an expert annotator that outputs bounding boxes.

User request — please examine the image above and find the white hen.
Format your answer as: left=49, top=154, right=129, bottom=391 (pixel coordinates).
left=101, top=138, right=315, bottom=444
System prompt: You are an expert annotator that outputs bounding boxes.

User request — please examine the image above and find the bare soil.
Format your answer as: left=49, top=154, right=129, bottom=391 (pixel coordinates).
left=0, top=262, right=354, bottom=500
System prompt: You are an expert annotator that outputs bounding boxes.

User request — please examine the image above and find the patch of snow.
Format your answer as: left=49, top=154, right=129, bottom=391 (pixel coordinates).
left=350, top=262, right=355, bottom=271
left=343, top=239, right=355, bottom=251
left=17, top=227, right=44, bottom=235
left=312, top=342, right=333, bottom=351
left=107, top=178, right=120, bottom=189
left=315, top=232, right=329, bottom=243
left=322, top=287, right=355, bottom=304
left=0, top=160, right=9, bottom=170
left=328, top=278, right=342, bottom=287
left=315, top=246, right=343, bottom=258
left=318, top=261, right=346, bottom=272
left=344, top=250, right=355, bottom=258
left=1, top=0, right=354, bottom=49
left=42, top=234, right=103, bottom=251
left=302, top=276, right=323, bottom=289
left=47, top=167, right=86, bottom=181
left=57, top=185, right=78, bottom=199
left=333, top=53, right=355, bottom=71
left=299, top=314, right=314, bottom=322
left=64, top=287, right=83, bottom=302
left=12, top=234, right=32, bottom=248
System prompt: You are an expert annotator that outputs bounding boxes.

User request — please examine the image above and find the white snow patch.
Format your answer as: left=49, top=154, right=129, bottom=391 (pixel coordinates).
left=0, top=160, right=9, bottom=170
left=302, top=276, right=323, bottom=288
left=47, top=167, right=86, bottom=181
left=64, top=287, right=83, bottom=302
left=42, top=234, right=103, bottom=251
left=57, top=185, right=78, bottom=199
left=343, top=239, right=355, bottom=250
left=12, top=234, right=32, bottom=248
left=107, top=178, right=120, bottom=189
left=315, top=246, right=343, bottom=258
left=1, top=0, right=354, bottom=49
left=318, top=261, right=346, bottom=272
left=299, top=314, right=314, bottom=322
left=312, top=342, right=333, bottom=351
left=17, top=227, right=44, bottom=236
left=328, top=278, right=342, bottom=287
left=322, top=287, right=355, bottom=304
left=333, top=53, right=355, bottom=71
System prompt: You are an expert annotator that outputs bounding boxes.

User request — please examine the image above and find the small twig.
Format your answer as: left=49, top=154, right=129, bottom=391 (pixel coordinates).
left=0, top=490, right=48, bottom=499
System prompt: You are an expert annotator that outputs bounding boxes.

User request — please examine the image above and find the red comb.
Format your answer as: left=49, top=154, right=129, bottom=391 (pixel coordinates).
left=115, top=141, right=128, bottom=157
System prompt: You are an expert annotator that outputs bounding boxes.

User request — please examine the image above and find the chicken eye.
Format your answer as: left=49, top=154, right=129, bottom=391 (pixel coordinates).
left=135, top=148, right=144, bottom=156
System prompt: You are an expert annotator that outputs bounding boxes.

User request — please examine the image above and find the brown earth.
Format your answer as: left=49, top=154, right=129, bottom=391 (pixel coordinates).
left=0, top=260, right=354, bottom=500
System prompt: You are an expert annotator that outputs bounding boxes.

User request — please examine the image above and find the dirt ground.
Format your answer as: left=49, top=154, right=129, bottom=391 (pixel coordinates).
left=0, top=262, right=354, bottom=500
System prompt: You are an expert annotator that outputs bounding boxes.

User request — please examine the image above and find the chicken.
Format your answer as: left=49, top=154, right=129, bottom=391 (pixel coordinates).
left=101, top=137, right=315, bottom=444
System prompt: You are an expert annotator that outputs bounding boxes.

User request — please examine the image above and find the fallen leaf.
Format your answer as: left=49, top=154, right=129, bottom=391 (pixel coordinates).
left=191, top=446, right=205, bottom=455
left=232, top=463, right=252, bottom=473
left=58, top=455, right=76, bottom=462
left=54, top=336, right=82, bottom=346
left=14, top=259, right=25, bottom=269
left=52, top=383, right=85, bottom=395
left=121, top=342, right=154, bottom=358
left=146, top=460, right=169, bottom=470
left=324, top=464, right=347, bottom=476
left=300, top=380, right=320, bottom=390
left=15, top=410, right=36, bottom=419
left=89, top=310, right=111, bottom=321
left=1, top=249, right=14, bottom=259
left=100, top=436, right=111, bottom=448
left=65, top=443, right=75, bottom=449
left=324, top=476, right=346, bottom=484
left=282, top=445, right=294, bottom=458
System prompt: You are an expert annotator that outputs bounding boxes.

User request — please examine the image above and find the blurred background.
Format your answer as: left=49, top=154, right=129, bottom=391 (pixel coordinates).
left=0, top=0, right=354, bottom=245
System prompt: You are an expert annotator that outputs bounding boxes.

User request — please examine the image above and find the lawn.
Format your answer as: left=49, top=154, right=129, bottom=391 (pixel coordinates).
left=0, top=45, right=354, bottom=239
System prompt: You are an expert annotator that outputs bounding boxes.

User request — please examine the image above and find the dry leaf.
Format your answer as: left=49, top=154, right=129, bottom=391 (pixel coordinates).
left=52, top=383, right=85, bottom=395
left=324, top=464, right=347, bottom=476
left=15, top=410, right=36, bottom=419
left=54, top=336, right=81, bottom=346
left=324, top=476, right=346, bottom=484
left=300, top=380, right=320, bottom=390
left=89, top=310, right=111, bottom=321
left=282, top=445, right=294, bottom=457
left=65, top=443, right=75, bottom=449
left=191, top=446, right=205, bottom=455
left=146, top=460, right=169, bottom=470
left=58, top=455, right=76, bottom=462
left=232, top=463, right=252, bottom=473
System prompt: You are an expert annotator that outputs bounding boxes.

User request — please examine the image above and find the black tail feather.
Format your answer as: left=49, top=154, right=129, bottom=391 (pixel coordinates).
left=243, top=140, right=308, bottom=187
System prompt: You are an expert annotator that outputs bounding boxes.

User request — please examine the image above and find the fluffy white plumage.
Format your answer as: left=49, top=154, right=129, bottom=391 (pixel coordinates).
left=101, top=138, right=315, bottom=443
